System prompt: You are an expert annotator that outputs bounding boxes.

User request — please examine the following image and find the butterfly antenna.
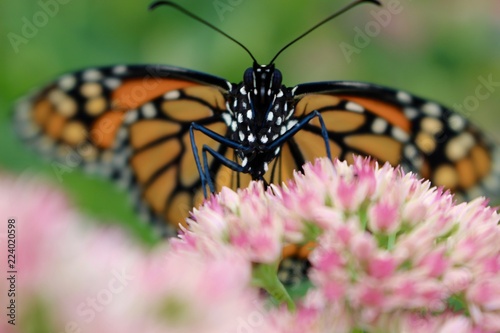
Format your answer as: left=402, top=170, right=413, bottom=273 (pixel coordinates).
left=149, top=1, right=258, bottom=64
left=268, top=0, right=381, bottom=64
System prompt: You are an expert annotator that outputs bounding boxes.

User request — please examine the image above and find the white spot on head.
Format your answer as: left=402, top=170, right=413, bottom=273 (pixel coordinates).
left=276, top=116, right=282, bottom=126
left=240, top=86, right=246, bottom=95
left=233, top=100, right=238, bottom=108
left=267, top=89, right=271, bottom=96
left=112, top=65, right=128, bottom=75
left=254, top=89, right=258, bottom=95
left=448, top=114, right=466, bottom=132
left=422, top=102, right=441, bottom=117
left=260, top=135, right=268, bottom=144
left=277, top=90, right=284, bottom=98
left=267, top=112, right=274, bottom=122
left=247, top=110, right=253, bottom=119
left=124, top=109, right=139, bottom=124
left=239, top=131, right=245, bottom=141
left=58, top=75, right=77, bottom=91
left=396, top=91, right=412, bottom=103
left=82, top=69, right=103, bottom=82
left=248, top=133, right=255, bottom=142
left=345, top=102, right=364, bottom=113
left=237, top=113, right=243, bottom=123
left=164, top=90, right=180, bottom=100
left=392, top=127, right=410, bottom=142
left=371, top=118, right=388, bottom=134
left=142, top=103, right=157, bottom=118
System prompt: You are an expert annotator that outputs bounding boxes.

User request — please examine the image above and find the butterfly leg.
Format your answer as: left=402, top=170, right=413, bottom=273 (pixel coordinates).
left=269, top=110, right=332, bottom=159
left=189, top=123, right=248, bottom=197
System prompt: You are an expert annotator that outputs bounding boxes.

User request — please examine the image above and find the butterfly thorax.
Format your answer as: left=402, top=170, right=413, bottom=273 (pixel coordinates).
left=225, top=63, right=294, bottom=177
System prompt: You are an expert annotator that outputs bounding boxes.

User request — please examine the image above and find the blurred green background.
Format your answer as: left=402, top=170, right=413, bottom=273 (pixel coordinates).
left=1, top=0, right=499, bottom=243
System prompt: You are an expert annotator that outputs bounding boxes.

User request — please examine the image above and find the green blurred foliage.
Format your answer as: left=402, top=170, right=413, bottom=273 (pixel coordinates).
left=1, top=0, right=499, bottom=242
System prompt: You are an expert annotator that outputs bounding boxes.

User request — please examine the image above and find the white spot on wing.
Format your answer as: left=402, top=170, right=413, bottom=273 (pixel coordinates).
left=396, top=91, right=412, bottom=103
left=392, top=127, right=409, bottom=142
left=260, top=135, right=268, bottom=144
left=287, top=119, right=298, bottom=129
left=345, top=102, right=364, bottom=113
left=104, top=78, right=121, bottom=89
left=404, top=144, right=418, bottom=159
left=222, top=113, right=232, bottom=126
left=142, top=103, right=157, bottom=118
left=124, top=109, right=139, bottom=124
left=422, top=102, right=441, bottom=117
left=164, top=90, right=180, bottom=100
left=371, top=118, right=388, bottom=134
left=248, top=133, right=255, bottom=142
left=112, top=65, right=128, bottom=75
left=82, top=69, right=103, bottom=82
left=445, top=132, right=475, bottom=161
left=58, top=75, right=77, bottom=91
left=267, top=112, right=274, bottom=122
left=448, top=114, right=466, bottom=132
left=404, top=107, right=419, bottom=120
left=239, top=131, right=245, bottom=141
left=237, top=113, right=243, bottom=123
left=247, top=110, right=253, bottom=119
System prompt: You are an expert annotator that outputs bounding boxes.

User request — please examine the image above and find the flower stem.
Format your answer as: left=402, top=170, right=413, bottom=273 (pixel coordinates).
left=252, top=263, right=296, bottom=311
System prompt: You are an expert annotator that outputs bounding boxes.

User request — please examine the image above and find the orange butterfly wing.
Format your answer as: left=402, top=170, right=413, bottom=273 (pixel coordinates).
left=15, top=65, right=236, bottom=235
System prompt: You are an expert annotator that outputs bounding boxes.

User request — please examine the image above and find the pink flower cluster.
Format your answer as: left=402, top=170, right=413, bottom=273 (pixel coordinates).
left=175, top=157, right=500, bottom=332
left=2, top=156, right=500, bottom=333
left=0, top=175, right=269, bottom=333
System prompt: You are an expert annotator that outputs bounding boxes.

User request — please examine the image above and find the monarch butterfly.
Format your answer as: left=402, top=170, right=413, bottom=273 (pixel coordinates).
left=14, top=0, right=500, bottom=238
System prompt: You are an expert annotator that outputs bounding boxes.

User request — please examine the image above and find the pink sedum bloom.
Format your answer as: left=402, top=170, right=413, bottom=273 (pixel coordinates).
left=176, top=157, right=500, bottom=333
left=0, top=175, right=269, bottom=333
left=3, top=154, right=500, bottom=333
